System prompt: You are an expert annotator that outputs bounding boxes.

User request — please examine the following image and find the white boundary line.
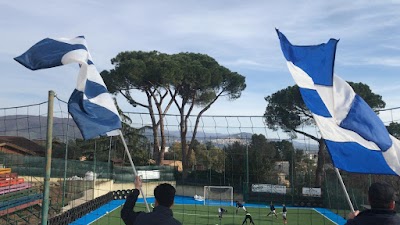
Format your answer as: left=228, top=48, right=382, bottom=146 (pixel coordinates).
left=312, top=208, right=338, bottom=225
left=87, top=202, right=125, bottom=225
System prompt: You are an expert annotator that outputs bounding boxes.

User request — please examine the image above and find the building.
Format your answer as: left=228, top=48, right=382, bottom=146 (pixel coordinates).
left=0, top=136, right=45, bottom=156
left=275, top=161, right=290, bottom=187
left=275, top=161, right=290, bottom=174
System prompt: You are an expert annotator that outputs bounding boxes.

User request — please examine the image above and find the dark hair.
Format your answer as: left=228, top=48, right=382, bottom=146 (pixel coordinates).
left=368, top=182, right=395, bottom=209
left=154, top=183, right=176, bottom=207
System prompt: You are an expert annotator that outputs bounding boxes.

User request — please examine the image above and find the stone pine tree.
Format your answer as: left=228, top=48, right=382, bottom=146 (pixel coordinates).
left=387, top=122, right=400, bottom=139
left=264, top=82, right=385, bottom=187
left=168, top=53, right=246, bottom=178
left=102, top=51, right=246, bottom=172
left=101, top=51, right=177, bottom=165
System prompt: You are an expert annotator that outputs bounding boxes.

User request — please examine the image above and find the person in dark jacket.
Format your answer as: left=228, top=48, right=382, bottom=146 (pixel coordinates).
left=121, top=176, right=181, bottom=225
left=345, top=181, right=400, bottom=225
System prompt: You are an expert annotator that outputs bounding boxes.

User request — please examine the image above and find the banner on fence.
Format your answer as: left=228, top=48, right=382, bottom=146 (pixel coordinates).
left=302, top=187, right=321, bottom=197
left=137, top=170, right=160, bottom=180
left=251, top=184, right=286, bottom=194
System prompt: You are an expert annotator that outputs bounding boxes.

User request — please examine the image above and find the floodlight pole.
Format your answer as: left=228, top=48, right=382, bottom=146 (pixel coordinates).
left=41, top=90, right=55, bottom=225
left=119, top=132, right=151, bottom=212
left=334, top=168, right=355, bottom=212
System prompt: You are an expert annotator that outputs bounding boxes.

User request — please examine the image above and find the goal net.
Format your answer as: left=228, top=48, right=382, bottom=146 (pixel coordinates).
left=203, top=186, right=233, bottom=206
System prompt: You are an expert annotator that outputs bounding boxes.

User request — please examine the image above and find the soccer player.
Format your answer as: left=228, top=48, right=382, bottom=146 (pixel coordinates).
left=282, top=204, right=287, bottom=224
left=267, top=202, right=278, bottom=218
left=236, top=201, right=247, bottom=214
left=218, top=207, right=227, bottom=219
left=242, top=211, right=255, bottom=225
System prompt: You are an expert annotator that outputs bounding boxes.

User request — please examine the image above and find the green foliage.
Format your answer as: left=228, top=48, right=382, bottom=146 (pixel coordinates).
left=224, top=134, right=279, bottom=185
left=171, top=53, right=246, bottom=104
left=248, top=134, right=276, bottom=183
left=101, top=50, right=246, bottom=173
left=387, top=122, right=400, bottom=139
left=192, top=140, right=225, bottom=172
left=271, top=140, right=294, bottom=161
left=166, top=140, right=225, bottom=172
left=165, top=142, right=183, bottom=161
left=73, top=124, right=150, bottom=166
left=264, top=85, right=306, bottom=133
left=102, top=51, right=176, bottom=93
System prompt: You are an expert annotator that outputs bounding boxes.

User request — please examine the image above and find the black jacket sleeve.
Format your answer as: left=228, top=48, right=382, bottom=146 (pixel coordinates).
left=121, top=189, right=141, bottom=225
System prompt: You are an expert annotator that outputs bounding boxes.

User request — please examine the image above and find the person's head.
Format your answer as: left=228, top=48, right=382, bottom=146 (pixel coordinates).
left=368, top=182, right=396, bottom=210
left=154, top=183, right=176, bottom=208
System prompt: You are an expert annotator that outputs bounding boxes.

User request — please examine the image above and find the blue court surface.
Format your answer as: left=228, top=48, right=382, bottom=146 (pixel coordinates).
left=71, top=195, right=347, bottom=225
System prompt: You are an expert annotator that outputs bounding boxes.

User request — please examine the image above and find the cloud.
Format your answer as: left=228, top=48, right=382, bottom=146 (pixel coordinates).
left=2, top=0, right=400, bottom=119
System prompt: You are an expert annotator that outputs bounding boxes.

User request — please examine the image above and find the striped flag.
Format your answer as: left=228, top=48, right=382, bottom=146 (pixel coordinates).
left=15, top=36, right=121, bottom=139
left=276, top=29, right=400, bottom=175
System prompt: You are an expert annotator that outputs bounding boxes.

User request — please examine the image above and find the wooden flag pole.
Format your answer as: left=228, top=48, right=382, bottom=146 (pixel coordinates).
left=119, top=132, right=151, bottom=212
left=334, top=168, right=355, bottom=212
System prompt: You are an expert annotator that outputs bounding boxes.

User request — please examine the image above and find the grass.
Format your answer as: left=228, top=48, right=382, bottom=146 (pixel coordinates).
left=89, top=203, right=338, bottom=225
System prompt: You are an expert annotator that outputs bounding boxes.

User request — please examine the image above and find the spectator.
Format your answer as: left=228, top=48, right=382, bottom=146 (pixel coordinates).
left=121, top=176, right=181, bottom=225
left=345, top=181, right=400, bottom=225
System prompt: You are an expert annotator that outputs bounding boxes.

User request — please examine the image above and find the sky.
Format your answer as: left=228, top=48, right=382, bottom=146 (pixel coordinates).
left=1, top=0, right=400, bottom=124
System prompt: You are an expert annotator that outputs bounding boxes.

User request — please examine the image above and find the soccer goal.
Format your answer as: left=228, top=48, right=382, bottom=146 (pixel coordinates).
left=203, top=186, right=233, bottom=206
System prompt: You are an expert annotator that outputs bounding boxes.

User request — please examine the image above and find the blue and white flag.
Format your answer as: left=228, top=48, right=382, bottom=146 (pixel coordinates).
left=15, top=36, right=122, bottom=140
left=276, top=30, right=400, bottom=175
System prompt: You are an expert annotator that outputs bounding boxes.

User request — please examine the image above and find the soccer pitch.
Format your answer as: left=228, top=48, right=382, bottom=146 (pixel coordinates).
left=88, top=203, right=339, bottom=225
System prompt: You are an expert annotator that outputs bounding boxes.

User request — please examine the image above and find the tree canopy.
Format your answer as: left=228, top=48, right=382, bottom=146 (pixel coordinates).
left=169, top=52, right=246, bottom=178
left=101, top=51, right=246, bottom=177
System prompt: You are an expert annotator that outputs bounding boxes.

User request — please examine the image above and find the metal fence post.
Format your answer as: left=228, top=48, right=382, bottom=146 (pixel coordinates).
left=41, top=90, right=55, bottom=225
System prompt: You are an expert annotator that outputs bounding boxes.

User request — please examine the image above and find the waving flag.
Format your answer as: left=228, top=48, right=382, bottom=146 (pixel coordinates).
left=15, top=36, right=121, bottom=139
left=276, top=30, right=400, bottom=175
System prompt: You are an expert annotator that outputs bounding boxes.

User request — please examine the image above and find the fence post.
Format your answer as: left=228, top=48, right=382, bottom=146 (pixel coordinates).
left=41, top=90, right=55, bottom=225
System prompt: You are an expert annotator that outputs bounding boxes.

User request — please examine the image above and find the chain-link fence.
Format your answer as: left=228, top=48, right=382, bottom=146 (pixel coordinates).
left=1, top=98, right=400, bottom=224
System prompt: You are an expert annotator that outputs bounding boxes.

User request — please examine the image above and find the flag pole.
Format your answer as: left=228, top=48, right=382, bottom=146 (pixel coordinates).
left=119, top=131, right=151, bottom=212
left=334, top=168, right=355, bottom=212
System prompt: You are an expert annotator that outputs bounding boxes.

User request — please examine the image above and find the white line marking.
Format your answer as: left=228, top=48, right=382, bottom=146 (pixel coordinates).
left=312, top=208, right=338, bottom=225
left=87, top=202, right=124, bottom=225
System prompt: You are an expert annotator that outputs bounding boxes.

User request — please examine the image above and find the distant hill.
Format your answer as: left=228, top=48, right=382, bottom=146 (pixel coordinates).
left=0, top=115, right=319, bottom=151
left=0, top=115, right=82, bottom=140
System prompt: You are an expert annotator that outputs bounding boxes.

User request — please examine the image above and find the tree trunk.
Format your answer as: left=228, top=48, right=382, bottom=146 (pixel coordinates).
left=157, top=105, right=166, bottom=166
left=315, top=139, right=325, bottom=187
left=152, top=125, right=160, bottom=164
left=180, top=112, right=190, bottom=179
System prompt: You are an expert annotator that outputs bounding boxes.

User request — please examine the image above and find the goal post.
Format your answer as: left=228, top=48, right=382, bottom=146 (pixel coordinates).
left=203, top=186, right=233, bottom=206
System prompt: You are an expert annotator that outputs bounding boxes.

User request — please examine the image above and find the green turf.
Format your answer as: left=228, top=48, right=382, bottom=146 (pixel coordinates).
left=90, top=203, right=337, bottom=225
